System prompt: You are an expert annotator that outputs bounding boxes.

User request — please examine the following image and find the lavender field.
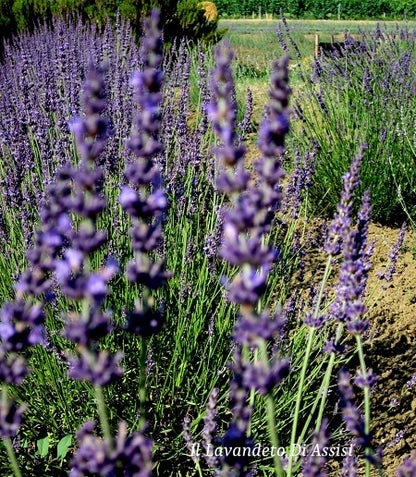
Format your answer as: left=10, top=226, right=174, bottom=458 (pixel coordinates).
left=0, top=9, right=416, bottom=477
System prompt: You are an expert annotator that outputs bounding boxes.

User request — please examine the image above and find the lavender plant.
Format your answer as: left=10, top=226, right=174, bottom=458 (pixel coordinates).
left=207, top=42, right=291, bottom=476
left=0, top=8, right=415, bottom=477
left=280, top=21, right=416, bottom=225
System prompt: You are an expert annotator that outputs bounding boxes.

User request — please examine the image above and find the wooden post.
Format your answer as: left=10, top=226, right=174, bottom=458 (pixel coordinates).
left=331, top=34, right=335, bottom=46
left=315, top=34, right=320, bottom=57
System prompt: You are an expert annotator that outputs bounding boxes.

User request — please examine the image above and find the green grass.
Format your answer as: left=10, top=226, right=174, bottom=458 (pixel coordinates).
left=220, top=18, right=416, bottom=82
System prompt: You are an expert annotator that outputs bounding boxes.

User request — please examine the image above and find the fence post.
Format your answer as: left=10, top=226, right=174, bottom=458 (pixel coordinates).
left=315, top=34, right=320, bottom=57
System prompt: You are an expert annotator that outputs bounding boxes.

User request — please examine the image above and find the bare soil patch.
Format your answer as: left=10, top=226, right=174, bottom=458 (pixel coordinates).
left=365, top=224, right=416, bottom=474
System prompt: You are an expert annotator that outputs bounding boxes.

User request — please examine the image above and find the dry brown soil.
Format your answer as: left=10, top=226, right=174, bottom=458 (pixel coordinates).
left=364, top=224, right=416, bottom=475
left=296, top=222, right=416, bottom=476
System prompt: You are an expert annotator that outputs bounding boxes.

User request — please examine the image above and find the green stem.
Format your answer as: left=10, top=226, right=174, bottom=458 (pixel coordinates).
left=2, top=387, right=7, bottom=409
left=287, top=255, right=332, bottom=476
left=296, top=353, right=331, bottom=446
left=257, top=339, right=284, bottom=476
left=265, top=394, right=285, bottom=477
left=195, top=459, right=203, bottom=477
left=315, top=322, right=344, bottom=432
left=1, top=386, right=22, bottom=477
left=138, top=336, right=148, bottom=430
left=246, top=348, right=257, bottom=438
left=3, top=438, right=22, bottom=477
left=356, top=335, right=371, bottom=477
left=94, top=385, right=113, bottom=448
left=287, top=327, right=315, bottom=476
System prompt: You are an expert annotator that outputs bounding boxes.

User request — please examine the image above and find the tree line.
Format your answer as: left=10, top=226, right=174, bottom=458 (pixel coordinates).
left=215, top=0, right=416, bottom=18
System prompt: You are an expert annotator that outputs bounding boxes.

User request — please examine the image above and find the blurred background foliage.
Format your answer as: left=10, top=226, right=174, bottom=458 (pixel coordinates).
left=0, top=0, right=222, bottom=58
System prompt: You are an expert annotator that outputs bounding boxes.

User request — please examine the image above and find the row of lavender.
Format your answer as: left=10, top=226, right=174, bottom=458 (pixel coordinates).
left=284, top=20, right=416, bottom=225
left=0, top=10, right=414, bottom=477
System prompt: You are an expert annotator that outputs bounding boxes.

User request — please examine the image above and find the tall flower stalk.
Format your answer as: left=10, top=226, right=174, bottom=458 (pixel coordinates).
left=119, top=9, right=171, bottom=429
left=206, top=42, right=291, bottom=476
left=287, top=150, right=378, bottom=477
left=35, top=58, right=154, bottom=475
left=0, top=105, right=73, bottom=477
left=51, top=65, right=123, bottom=449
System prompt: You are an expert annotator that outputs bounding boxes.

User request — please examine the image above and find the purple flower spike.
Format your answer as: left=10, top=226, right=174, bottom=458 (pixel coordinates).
left=49, top=64, right=123, bottom=389
left=340, top=449, right=358, bottom=477
left=233, top=311, right=286, bottom=347
left=241, top=358, right=290, bottom=396
left=301, top=419, right=330, bottom=477
left=254, top=56, right=291, bottom=215
left=208, top=41, right=247, bottom=194
left=0, top=351, right=28, bottom=385
left=227, top=266, right=270, bottom=305
left=183, top=416, right=199, bottom=465
left=378, top=223, right=406, bottom=283
left=0, top=394, right=26, bottom=439
left=324, top=149, right=365, bottom=256
left=68, top=350, right=123, bottom=387
left=70, top=420, right=153, bottom=477
left=0, top=301, right=45, bottom=352
left=208, top=42, right=238, bottom=142
left=397, top=450, right=416, bottom=477
left=207, top=46, right=291, bottom=475
left=239, top=87, right=253, bottom=140
left=63, top=310, right=112, bottom=346
left=338, top=370, right=372, bottom=449
left=220, top=223, right=278, bottom=267
left=126, top=302, right=164, bottom=337
left=219, top=423, right=254, bottom=470
left=71, top=65, right=110, bottom=163
left=120, top=9, right=170, bottom=336
left=330, top=187, right=372, bottom=336
left=127, top=10, right=163, bottom=164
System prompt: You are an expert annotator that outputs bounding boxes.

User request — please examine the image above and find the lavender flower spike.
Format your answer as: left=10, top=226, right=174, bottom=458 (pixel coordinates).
left=324, top=148, right=365, bottom=256
left=121, top=8, right=171, bottom=336
left=378, top=222, right=406, bottom=283
left=301, top=419, right=330, bottom=477
left=338, top=370, right=372, bottom=449
left=254, top=56, right=291, bottom=212
left=208, top=41, right=248, bottom=193
left=397, top=450, right=416, bottom=476
left=330, top=189, right=373, bottom=334
left=57, top=64, right=122, bottom=387
left=70, top=421, right=153, bottom=477
left=207, top=48, right=291, bottom=476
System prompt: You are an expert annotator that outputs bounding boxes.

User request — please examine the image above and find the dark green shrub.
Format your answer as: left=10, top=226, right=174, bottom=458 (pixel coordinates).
left=163, top=0, right=221, bottom=43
